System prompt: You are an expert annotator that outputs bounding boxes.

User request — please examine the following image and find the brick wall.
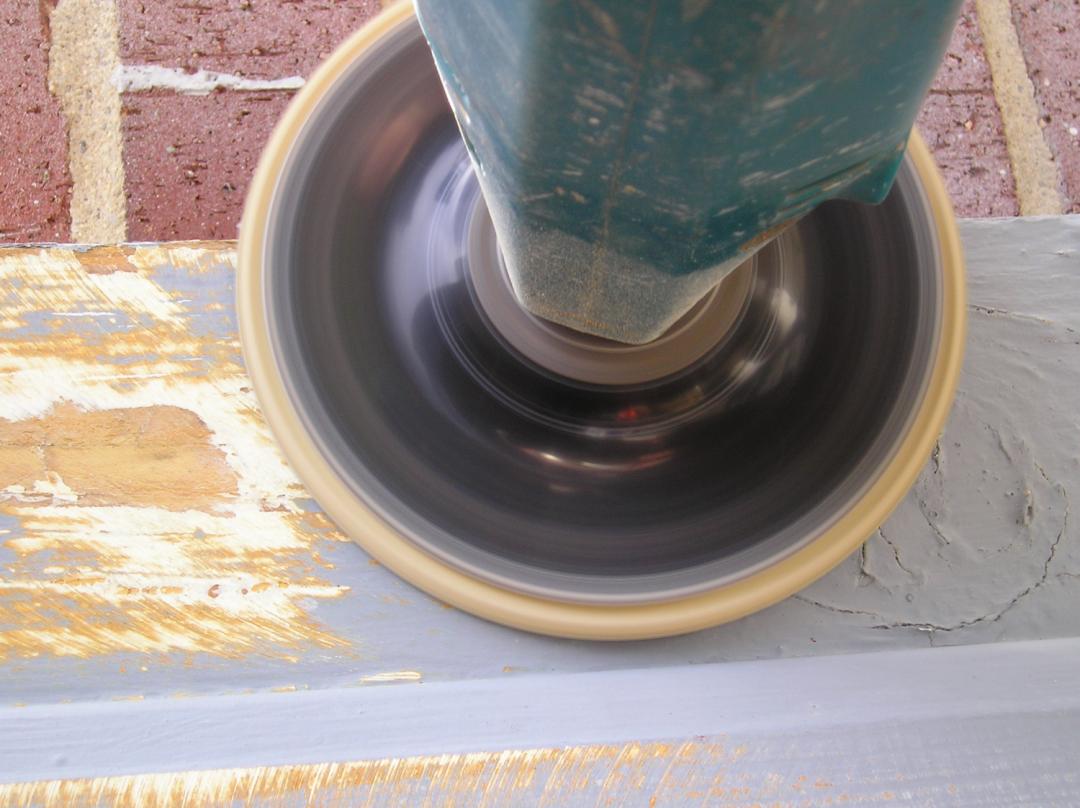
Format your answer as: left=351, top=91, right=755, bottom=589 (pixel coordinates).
left=2, top=0, right=1076, bottom=244
left=0, top=0, right=72, bottom=241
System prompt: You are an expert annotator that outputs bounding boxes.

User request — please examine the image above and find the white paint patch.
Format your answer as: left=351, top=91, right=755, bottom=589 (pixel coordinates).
left=8, top=505, right=310, bottom=567
left=2, top=473, right=79, bottom=506
left=113, top=65, right=305, bottom=96
left=83, top=271, right=186, bottom=326
left=50, top=311, right=117, bottom=318
left=360, top=671, right=423, bottom=684
left=126, top=245, right=231, bottom=273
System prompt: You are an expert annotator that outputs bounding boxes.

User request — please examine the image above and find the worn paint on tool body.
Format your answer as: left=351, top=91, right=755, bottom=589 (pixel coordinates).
left=0, top=245, right=351, bottom=661
left=416, top=0, right=963, bottom=341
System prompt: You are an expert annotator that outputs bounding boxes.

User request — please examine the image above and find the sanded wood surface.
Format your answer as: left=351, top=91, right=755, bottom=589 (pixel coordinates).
left=0, top=243, right=358, bottom=671
left=1, top=217, right=1080, bottom=804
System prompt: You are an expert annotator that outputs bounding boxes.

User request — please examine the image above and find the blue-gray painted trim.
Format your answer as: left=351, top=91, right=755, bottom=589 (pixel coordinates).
left=3, top=637, right=1080, bottom=784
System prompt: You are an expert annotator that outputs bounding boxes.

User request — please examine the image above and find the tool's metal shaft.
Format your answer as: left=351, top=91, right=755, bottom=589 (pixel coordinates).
left=416, top=0, right=962, bottom=343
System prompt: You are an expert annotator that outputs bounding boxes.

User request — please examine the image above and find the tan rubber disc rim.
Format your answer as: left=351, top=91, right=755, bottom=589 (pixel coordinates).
left=238, top=1, right=966, bottom=640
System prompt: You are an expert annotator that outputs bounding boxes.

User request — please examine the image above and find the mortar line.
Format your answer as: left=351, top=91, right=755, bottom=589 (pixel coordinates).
left=974, top=0, right=1063, bottom=215
left=47, top=0, right=127, bottom=243
left=112, top=65, right=305, bottom=96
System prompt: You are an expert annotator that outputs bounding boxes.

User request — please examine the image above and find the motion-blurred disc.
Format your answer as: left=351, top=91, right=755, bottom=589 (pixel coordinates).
left=238, top=4, right=965, bottom=638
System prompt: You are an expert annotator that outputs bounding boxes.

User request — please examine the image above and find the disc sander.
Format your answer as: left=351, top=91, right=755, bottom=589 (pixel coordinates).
left=238, top=4, right=965, bottom=639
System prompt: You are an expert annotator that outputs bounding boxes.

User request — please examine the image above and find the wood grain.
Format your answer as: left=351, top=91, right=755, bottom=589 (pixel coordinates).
left=0, top=244, right=352, bottom=662
left=0, top=740, right=874, bottom=807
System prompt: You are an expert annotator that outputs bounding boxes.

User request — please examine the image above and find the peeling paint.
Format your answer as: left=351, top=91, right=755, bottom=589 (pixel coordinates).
left=2, top=220, right=1079, bottom=698
left=0, top=245, right=352, bottom=661
left=0, top=738, right=919, bottom=807
left=0, top=404, right=237, bottom=510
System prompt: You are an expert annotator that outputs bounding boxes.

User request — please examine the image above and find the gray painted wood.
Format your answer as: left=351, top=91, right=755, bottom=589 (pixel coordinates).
left=3, top=638, right=1080, bottom=802
left=1, top=216, right=1079, bottom=800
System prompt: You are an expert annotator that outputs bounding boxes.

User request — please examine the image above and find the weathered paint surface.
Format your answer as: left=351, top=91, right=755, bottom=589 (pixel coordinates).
left=1, top=221, right=1080, bottom=801
left=1, top=222, right=1080, bottom=707
left=0, top=738, right=915, bottom=807
left=4, top=636, right=1080, bottom=801
left=0, top=244, right=352, bottom=663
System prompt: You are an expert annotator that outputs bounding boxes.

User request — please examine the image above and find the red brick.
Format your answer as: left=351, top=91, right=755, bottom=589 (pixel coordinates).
left=0, top=0, right=71, bottom=243
left=916, top=0, right=1019, bottom=217
left=118, top=0, right=382, bottom=80
left=1011, top=0, right=1080, bottom=213
left=122, top=91, right=291, bottom=240
left=116, top=0, right=1024, bottom=240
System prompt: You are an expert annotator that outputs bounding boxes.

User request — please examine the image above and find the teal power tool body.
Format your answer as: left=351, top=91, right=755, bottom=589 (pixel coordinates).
left=417, top=0, right=962, bottom=342
left=239, top=1, right=967, bottom=638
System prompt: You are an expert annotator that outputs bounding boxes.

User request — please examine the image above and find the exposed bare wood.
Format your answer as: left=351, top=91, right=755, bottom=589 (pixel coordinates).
left=0, top=244, right=352, bottom=662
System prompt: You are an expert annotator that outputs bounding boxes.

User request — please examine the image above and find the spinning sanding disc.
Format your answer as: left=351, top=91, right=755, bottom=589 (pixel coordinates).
left=238, top=4, right=965, bottom=639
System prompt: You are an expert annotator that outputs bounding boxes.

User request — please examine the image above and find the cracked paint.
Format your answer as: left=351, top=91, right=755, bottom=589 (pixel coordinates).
left=795, top=258, right=1080, bottom=646
left=2, top=220, right=1079, bottom=700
